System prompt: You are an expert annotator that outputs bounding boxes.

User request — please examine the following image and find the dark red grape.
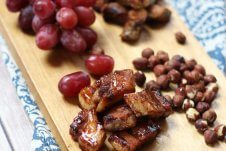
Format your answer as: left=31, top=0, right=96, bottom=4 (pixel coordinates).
left=32, top=15, right=55, bottom=33
left=56, top=7, right=78, bottom=29
left=76, top=27, right=97, bottom=49
left=18, top=5, right=34, bottom=32
left=74, top=0, right=96, bottom=7
left=6, top=0, right=29, bottom=12
left=33, top=0, right=56, bottom=20
left=85, top=55, right=114, bottom=76
left=58, top=71, right=91, bottom=97
left=55, top=0, right=75, bottom=8
left=74, top=6, right=95, bottom=27
left=61, top=29, right=87, bottom=53
left=35, top=24, right=60, bottom=50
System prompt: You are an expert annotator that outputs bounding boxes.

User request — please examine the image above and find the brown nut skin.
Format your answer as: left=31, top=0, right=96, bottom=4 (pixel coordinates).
left=148, top=55, right=160, bottom=70
left=186, top=108, right=200, bottom=122
left=147, top=4, right=171, bottom=23
left=195, top=119, right=208, bottom=133
left=166, top=59, right=181, bottom=70
left=184, top=70, right=203, bottom=84
left=156, top=51, right=169, bottom=63
left=193, top=81, right=205, bottom=92
left=206, top=83, right=219, bottom=93
left=185, top=59, right=197, bottom=71
left=196, top=102, right=210, bottom=113
left=168, top=69, right=181, bottom=83
left=214, top=124, right=226, bottom=140
left=153, top=64, right=167, bottom=77
left=204, top=129, right=218, bottom=145
left=133, top=57, right=149, bottom=70
left=175, top=87, right=186, bottom=96
left=175, top=32, right=186, bottom=44
left=204, top=74, right=217, bottom=85
left=179, top=63, right=190, bottom=73
left=145, top=80, right=160, bottom=91
left=142, top=48, right=154, bottom=58
left=194, top=91, right=204, bottom=102
left=164, top=95, right=173, bottom=106
left=185, top=85, right=197, bottom=99
left=156, top=75, right=170, bottom=90
left=90, top=45, right=105, bottom=55
left=202, top=109, right=217, bottom=125
left=172, top=55, right=185, bottom=63
left=173, top=94, right=185, bottom=108
left=203, top=90, right=217, bottom=104
left=194, top=64, right=206, bottom=76
left=182, top=99, right=195, bottom=111
left=134, top=71, right=146, bottom=87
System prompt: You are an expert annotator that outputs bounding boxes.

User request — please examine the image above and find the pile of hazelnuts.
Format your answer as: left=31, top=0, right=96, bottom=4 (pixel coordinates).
left=132, top=48, right=226, bottom=145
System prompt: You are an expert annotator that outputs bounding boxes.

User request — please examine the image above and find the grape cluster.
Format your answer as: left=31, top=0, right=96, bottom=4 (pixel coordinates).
left=6, top=0, right=97, bottom=53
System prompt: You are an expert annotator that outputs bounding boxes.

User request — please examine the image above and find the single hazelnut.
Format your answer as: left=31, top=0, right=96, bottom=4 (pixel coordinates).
left=182, top=99, right=195, bottom=111
left=194, top=64, right=206, bottom=76
left=173, top=94, right=185, bottom=108
left=156, top=75, right=170, bottom=90
left=175, top=32, right=186, bottom=44
left=186, top=108, right=200, bottom=122
left=133, top=57, right=149, bottom=70
left=185, top=59, right=197, bottom=71
left=183, top=71, right=196, bottom=84
left=134, top=71, right=146, bottom=87
left=145, top=80, right=160, bottom=91
left=168, top=69, right=181, bottom=83
left=194, top=91, right=204, bottom=102
left=172, top=55, right=185, bottom=63
left=195, top=119, right=208, bottom=133
left=185, top=85, right=197, bottom=99
left=153, top=64, right=167, bottom=77
left=164, top=95, right=173, bottom=106
left=148, top=55, right=160, bottom=70
left=156, top=51, right=169, bottom=63
left=196, top=102, right=210, bottom=113
left=203, top=90, right=217, bottom=104
left=206, top=83, right=219, bottom=93
left=193, top=81, right=205, bottom=92
left=204, top=129, right=218, bottom=145
left=214, top=124, right=226, bottom=140
left=90, top=44, right=105, bottom=55
left=142, top=48, right=154, bottom=58
left=204, top=74, right=217, bottom=85
left=175, top=87, right=186, bottom=96
left=190, top=70, right=203, bottom=84
left=202, top=109, right=217, bottom=124
left=168, top=59, right=181, bottom=70
left=148, top=5, right=171, bottom=23
left=179, top=64, right=189, bottom=73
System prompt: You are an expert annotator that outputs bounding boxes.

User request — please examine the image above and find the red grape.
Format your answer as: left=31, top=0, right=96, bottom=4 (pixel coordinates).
left=56, top=7, right=78, bottom=29
left=33, top=0, right=56, bottom=20
left=55, top=0, right=75, bottom=8
left=61, top=29, right=87, bottom=53
left=58, top=71, right=91, bottom=97
left=6, top=0, right=29, bottom=12
left=85, top=55, right=114, bottom=76
left=35, top=24, right=60, bottom=50
left=74, top=0, right=96, bottom=7
left=74, top=6, right=95, bottom=27
left=76, top=27, right=97, bottom=49
left=32, top=15, right=55, bottom=33
left=18, top=5, right=34, bottom=32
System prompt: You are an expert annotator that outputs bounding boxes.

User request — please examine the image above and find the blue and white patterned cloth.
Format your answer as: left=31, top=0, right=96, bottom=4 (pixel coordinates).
left=0, top=0, right=225, bottom=150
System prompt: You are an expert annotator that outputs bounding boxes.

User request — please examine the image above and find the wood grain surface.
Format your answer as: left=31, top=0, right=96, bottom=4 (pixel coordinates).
left=0, top=1, right=226, bottom=151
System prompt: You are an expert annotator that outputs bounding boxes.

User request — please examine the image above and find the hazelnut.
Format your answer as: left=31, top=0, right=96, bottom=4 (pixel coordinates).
left=134, top=71, right=146, bottom=87
left=185, top=85, right=197, bottom=99
left=214, top=124, right=226, bottom=140
left=153, top=64, right=167, bottom=77
left=182, top=99, right=195, bottom=111
left=167, top=59, right=181, bottom=70
left=145, top=80, right=160, bottom=91
left=196, top=102, right=210, bottom=113
left=193, top=81, right=205, bottom=92
left=194, top=64, right=206, bottom=75
left=175, top=32, right=186, bottom=44
left=142, top=48, right=154, bottom=58
left=185, top=59, right=197, bottom=71
left=173, top=94, right=185, bottom=108
left=169, top=82, right=178, bottom=90
left=203, top=90, right=217, bottom=104
left=206, top=83, right=219, bottom=93
left=189, top=70, right=202, bottom=84
left=186, top=108, right=200, bottom=122
left=164, top=95, right=173, bottom=106
left=204, top=74, right=217, bottom=85
left=195, top=119, right=208, bottom=133
left=172, top=55, right=185, bottom=63
left=156, top=75, right=170, bottom=90
left=179, top=63, right=189, bottom=73
left=90, top=44, right=105, bottom=55
left=156, top=51, right=169, bottom=63
left=148, top=4, right=171, bottom=23
left=148, top=55, right=160, bottom=70
left=133, top=57, right=148, bottom=70
left=168, top=69, right=181, bottom=83
left=204, top=129, right=218, bottom=145
left=175, top=87, right=186, bottom=96
left=194, top=91, right=204, bottom=102
left=180, top=78, right=188, bottom=87
left=202, top=109, right=217, bottom=124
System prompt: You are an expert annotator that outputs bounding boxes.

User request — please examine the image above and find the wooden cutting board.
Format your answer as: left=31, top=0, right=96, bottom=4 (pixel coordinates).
left=1, top=1, right=226, bottom=151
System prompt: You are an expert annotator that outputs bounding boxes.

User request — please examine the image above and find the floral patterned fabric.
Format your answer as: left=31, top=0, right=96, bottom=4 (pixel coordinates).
left=0, top=0, right=225, bottom=150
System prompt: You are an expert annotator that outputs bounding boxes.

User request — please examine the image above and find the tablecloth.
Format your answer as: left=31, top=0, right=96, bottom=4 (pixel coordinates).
left=0, top=0, right=225, bottom=150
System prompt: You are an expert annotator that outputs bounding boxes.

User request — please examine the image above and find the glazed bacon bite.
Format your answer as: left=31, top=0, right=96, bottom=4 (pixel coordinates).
left=79, top=86, right=97, bottom=110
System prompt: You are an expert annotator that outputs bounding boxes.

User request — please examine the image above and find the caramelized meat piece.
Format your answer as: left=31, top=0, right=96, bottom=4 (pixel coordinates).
left=121, top=20, right=142, bottom=42
left=79, top=86, right=98, bottom=110
left=94, top=69, right=135, bottom=112
left=103, top=104, right=137, bottom=131
left=70, top=109, right=106, bottom=151
left=124, top=90, right=165, bottom=118
left=147, top=4, right=171, bottom=23
left=109, top=132, right=140, bottom=151
left=102, top=2, right=128, bottom=25
left=118, top=0, right=155, bottom=9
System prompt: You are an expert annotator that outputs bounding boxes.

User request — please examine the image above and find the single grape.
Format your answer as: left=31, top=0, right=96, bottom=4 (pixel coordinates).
left=74, top=0, right=96, bottom=7
left=61, top=29, right=87, bottom=53
left=74, top=6, right=95, bottom=27
left=33, top=0, right=56, bottom=20
left=18, top=5, right=34, bottom=32
left=55, top=0, right=75, bottom=8
left=76, top=27, right=97, bottom=49
left=85, top=55, right=114, bottom=76
left=58, top=71, right=91, bottom=97
left=56, top=7, right=78, bottom=29
left=6, top=0, right=29, bottom=12
left=32, top=15, right=55, bottom=33
left=35, top=24, right=60, bottom=50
